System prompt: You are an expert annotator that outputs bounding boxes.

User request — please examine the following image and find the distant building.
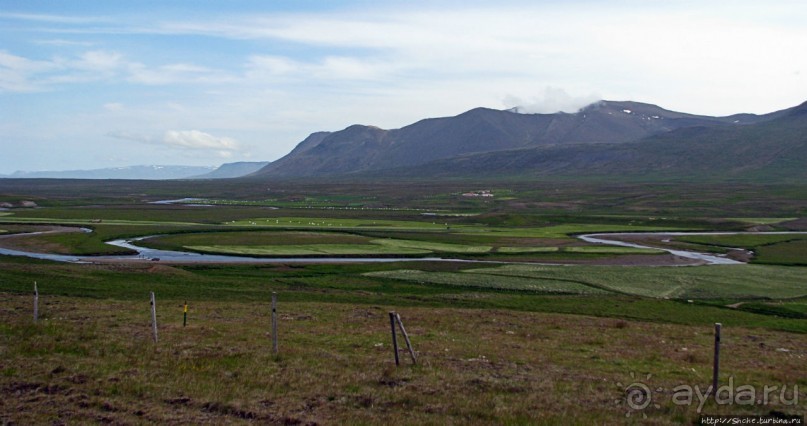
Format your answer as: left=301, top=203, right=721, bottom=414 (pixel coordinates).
left=461, top=190, right=494, bottom=198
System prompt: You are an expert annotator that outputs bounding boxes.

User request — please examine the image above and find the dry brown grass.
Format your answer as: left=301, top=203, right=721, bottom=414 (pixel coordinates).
left=1, top=294, right=804, bottom=424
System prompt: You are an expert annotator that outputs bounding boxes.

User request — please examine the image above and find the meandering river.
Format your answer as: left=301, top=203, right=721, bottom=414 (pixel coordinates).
left=1, top=229, right=805, bottom=266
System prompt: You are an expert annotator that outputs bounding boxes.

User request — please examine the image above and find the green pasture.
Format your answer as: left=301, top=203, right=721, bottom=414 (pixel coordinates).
left=371, top=238, right=492, bottom=253
left=365, top=269, right=609, bottom=294
left=0, top=216, right=203, bottom=227
left=725, top=217, right=797, bottom=225
left=676, top=234, right=805, bottom=248
left=1, top=256, right=805, bottom=332
left=675, top=234, right=807, bottom=266
left=227, top=217, right=692, bottom=238
left=367, top=264, right=807, bottom=301
left=187, top=244, right=430, bottom=256
left=228, top=217, right=458, bottom=230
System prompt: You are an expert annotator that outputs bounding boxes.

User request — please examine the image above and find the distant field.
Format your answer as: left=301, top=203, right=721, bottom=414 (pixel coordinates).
left=366, top=269, right=609, bottom=294
left=496, top=246, right=559, bottom=253
left=676, top=234, right=807, bottom=266
left=367, top=264, right=807, bottom=301
left=227, top=217, right=691, bottom=238
left=725, top=217, right=798, bottom=225
left=185, top=239, right=492, bottom=257
left=371, top=239, right=492, bottom=253
left=188, top=244, right=431, bottom=256
left=676, top=234, right=804, bottom=247
left=755, top=239, right=807, bottom=265
left=228, top=217, right=453, bottom=230
left=495, top=246, right=662, bottom=254
left=560, top=246, right=663, bottom=254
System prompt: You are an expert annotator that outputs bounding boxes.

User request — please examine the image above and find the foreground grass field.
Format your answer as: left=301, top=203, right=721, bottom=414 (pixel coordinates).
left=2, top=294, right=804, bottom=425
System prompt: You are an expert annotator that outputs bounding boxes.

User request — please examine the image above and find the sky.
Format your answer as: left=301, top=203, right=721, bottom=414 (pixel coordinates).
left=2, top=0, right=807, bottom=174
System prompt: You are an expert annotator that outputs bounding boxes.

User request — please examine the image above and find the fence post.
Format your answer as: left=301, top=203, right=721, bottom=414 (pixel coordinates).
left=150, top=292, right=158, bottom=343
left=33, top=282, right=39, bottom=323
left=395, top=313, right=417, bottom=365
left=183, top=301, right=188, bottom=327
left=272, top=292, right=278, bottom=355
left=712, top=322, right=721, bottom=397
left=389, top=312, right=400, bottom=366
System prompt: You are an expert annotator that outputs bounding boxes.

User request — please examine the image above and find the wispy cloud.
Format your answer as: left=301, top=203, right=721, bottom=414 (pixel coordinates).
left=108, top=130, right=243, bottom=158
left=0, top=50, right=57, bottom=92
left=0, top=49, right=234, bottom=92
left=504, top=88, right=602, bottom=114
left=0, top=12, right=110, bottom=25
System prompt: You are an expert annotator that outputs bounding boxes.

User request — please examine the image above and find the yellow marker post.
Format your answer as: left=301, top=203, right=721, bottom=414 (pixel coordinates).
left=183, top=301, right=188, bottom=327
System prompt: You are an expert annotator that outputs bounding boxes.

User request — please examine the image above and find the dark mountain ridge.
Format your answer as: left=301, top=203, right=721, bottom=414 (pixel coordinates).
left=372, top=100, right=807, bottom=181
left=254, top=100, right=788, bottom=178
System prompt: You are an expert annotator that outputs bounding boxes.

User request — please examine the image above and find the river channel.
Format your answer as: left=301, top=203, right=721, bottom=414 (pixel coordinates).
left=1, top=229, right=805, bottom=266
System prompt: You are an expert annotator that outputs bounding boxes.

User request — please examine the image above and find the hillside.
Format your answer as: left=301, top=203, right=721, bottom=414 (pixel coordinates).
left=190, top=161, right=270, bottom=179
left=380, top=100, right=807, bottom=181
left=254, top=100, right=785, bottom=178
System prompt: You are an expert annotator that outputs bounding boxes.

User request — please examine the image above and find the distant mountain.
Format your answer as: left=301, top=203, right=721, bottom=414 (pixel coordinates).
left=254, top=100, right=786, bottom=178
left=374, top=100, right=807, bottom=181
left=4, top=165, right=216, bottom=180
left=190, top=161, right=270, bottom=179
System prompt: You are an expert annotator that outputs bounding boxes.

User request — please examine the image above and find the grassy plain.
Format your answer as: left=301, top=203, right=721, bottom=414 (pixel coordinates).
left=675, top=234, right=807, bottom=266
left=0, top=179, right=806, bottom=423
left=3, top=294, right=804, bottom=425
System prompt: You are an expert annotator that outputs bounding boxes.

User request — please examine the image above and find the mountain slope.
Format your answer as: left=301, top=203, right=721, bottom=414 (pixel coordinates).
left=255, top=100, right=782, bottom=178
left=377, top=101, right=807, bottom=181
left=190, top=161, right=270, bottom=179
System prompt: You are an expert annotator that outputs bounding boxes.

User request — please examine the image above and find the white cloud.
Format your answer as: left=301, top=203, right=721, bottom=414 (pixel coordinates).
left=246, top=54, right=396, bottom=82
left=503, top=88, right=601, bottom=114
left=127, top=62, right=232, bottom=85
left=108, top=129, right=243, bottom=158
left=0, top=48, right=233, bottom=92
left=73, top=50, right=124, bottom=72
left=103, top=102, right=124, bottom=111
left=163, top=130, right=239, bottom=151
left=0, top=50, right=57, bottom=92
left=0, top=12, right=109, bottom=25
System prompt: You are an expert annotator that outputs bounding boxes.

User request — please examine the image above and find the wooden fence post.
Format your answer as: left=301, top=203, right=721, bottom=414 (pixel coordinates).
left=33, top=282, right=39, bottom=323
left=712, top=322, right=721, bottom=397
left=272, top=292, right=278, bottom=355
left=150, top=292, right=158, bottom=343
left=389, top=312, right=400, bottom=366
left=395, top=313, right=417, bottom=365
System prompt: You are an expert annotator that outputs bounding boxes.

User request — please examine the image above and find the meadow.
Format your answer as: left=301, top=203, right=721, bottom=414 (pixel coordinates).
left=1, top=179, right=806, bottom=424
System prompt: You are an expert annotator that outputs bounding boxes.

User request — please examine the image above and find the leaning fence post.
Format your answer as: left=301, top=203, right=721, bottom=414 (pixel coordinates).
left=150, top=292, right=158, bottom=343
left=271, top=292, right=278, bottom=355
left=395, top=313, right=417, bottom=365
left=389, top=312, right=400, bottom=366
left=33, top=282, right=39, bottom=323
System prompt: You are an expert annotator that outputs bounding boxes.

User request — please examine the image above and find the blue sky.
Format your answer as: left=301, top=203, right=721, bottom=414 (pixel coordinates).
left=2, top=0, right=807, bottom=174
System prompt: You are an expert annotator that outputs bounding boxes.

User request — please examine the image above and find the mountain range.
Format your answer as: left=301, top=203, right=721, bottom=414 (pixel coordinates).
left=1, top=165, right=216, bottom=180
left=5, top=100, right=804, bottom=182
left=1, top=162, right=271, bottom=180
left=252, top=100, right=806, bottom=181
